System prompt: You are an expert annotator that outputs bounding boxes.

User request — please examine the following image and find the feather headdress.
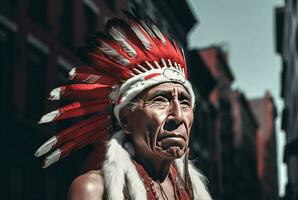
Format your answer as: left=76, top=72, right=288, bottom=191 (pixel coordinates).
left=35, top=12, right=195, bottom=168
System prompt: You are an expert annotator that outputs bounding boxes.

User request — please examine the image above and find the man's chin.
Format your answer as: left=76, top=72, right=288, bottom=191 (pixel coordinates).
left=155, top=145, right=186, bottom=159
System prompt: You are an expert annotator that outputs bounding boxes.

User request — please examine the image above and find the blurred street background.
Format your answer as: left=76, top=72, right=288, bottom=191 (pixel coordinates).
left=0, top=0, right=297, bottom=199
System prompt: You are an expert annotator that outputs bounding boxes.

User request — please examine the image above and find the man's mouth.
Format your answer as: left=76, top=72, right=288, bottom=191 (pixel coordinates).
left=156, top=134, right=186, bottom=150
left=158, top=133, right=185, bottom=140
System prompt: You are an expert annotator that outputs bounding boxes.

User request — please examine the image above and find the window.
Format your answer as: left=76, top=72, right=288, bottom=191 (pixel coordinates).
left=0, top=24, right=16, bottom=113
left=59, top=0, right=74, bottom=49
left=25, top=42, right=47, bottom=118
left=83, top=0, right=99, bottom=42
left=27, top=0, right=48, bottom=28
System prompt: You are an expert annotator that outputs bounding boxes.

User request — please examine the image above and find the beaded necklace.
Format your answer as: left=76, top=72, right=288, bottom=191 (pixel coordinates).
left=132, top=160, right=190, bottom=200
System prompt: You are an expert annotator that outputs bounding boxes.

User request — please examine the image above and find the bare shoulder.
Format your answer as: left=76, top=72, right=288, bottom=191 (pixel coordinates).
left=68, top=170, right=104, bottom=200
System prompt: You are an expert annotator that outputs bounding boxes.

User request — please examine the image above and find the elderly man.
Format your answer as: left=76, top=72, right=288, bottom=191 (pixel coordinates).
left=36, top=13, right=211, bottom=200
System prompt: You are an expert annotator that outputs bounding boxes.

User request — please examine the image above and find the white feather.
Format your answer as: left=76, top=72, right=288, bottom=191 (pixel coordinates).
left=181, top=48, right=186, bottom=65
left=174, top=62, right=179, bottom=69
left=161, top=58, right=167, bottom=68
left=153, top=61, right=161, bottom=69
left=130, top=24, right=152, bottom=50
left=43, top=149, right=61, bottom=168
left=140, top=20, right=156, bottom=38
left=145, top=61, right=154, bottom=69
left=178, top=64, right=184, bottom=74
left=82, top=75, right=101, bottom=83
left=68, top=68, right=76, bottom=80
left=168, top=59, right=173, bottom=68
left=109, top=26, right=137, bottom=57
left=48, top=87, right=62, bottom=100
left=38, top=110, right=60, bottom=124
left=98, top=41, right=130, bottom=66
left=136, top=64, right=148, bottom=72
left=130, top=72, right=137, bottom=77
left=151, top=24, right=166, bottom=44
left=132, top=68, right=142, bottom=75
left=35, top=136, right=58, bottom=157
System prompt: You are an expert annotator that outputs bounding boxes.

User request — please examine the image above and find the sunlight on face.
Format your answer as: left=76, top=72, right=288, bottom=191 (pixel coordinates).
left=124, top=82, right=194, bottom=161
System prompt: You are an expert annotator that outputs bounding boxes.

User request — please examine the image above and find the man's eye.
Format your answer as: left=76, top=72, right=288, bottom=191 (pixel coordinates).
left=152, top=96, right=169, bottom=103
left=180, top=100, right=190, bottom=107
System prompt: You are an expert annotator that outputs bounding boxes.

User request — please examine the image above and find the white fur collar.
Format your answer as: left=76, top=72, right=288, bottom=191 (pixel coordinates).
left=102, top=131, right=212, bottom=200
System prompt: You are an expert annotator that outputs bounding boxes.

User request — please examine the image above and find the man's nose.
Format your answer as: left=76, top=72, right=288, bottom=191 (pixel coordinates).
left=164, top=100, right=183, bottom=131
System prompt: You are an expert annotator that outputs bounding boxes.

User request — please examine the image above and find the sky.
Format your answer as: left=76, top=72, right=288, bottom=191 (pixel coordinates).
left=187, top=0, right=286, bottom=196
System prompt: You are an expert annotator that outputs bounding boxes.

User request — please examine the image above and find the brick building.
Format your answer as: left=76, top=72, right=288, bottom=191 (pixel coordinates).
left=188, top=49, right=218, bottom=197
left=189, top=46, right=263, bottom=200
left=275, top=0, right=298, bottom=199
left=1, top=1, right=280, bottom=199
left=0, top=0, right=196, bottom=199
left=250, top=91, right=279, bottom=200
left=194, top=46, right=236, bottom=199
left=230, top=91, right=261, bottom=200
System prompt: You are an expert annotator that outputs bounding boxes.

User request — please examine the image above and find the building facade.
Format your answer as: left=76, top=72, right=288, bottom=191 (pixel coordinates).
left=0, top=0, right=197, bottom=199
left=230, top=91, right=261, bottom=200
left=194, top=46, right=236, bottom=199
left=275, top=0, right=298, bottom=199
left=250, top=91, right=279, bottom=200
left=190, top=46, right=263, bottom=200
left=188, top=49, right=218, bottom=197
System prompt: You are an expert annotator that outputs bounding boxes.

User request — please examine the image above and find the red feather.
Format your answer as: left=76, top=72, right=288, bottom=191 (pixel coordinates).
left=49, top=84, right=112, bottom=101
left=106, top=19, right=151, bottom=65
left=58, top=128, right=107, bottom=160
left=56, top=100, right=109, bottom=120
left=86, top=52, right=131, bottom=79
left=55, top=115, right=109, bottom=147
left=39, top=99, right=110, bottom=123
left=69, top=67, right=119, bottom=85
left=43, top=128, right=108, bottom=167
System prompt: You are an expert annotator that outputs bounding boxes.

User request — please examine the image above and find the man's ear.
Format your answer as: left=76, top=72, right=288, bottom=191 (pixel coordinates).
left=119, top=107, right=132, bottom=134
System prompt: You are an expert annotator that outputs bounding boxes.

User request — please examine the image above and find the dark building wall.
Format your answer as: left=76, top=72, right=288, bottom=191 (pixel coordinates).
left=189, top=48, right=264, bottom=200
left=191, top=46, right=265, bottom=200
left=127, top=0, right=196, bottom=48
left=0, top=0, right=197, bottom=199
left=275, top=0, right=298, bottom=199
left=198, top=46, right=236, bottom=199
left=230, top=91, right=260, bottom=200
left=191, top=46, right=236, bottom=200
left=249, top=92, right=279, bottom=200
left=0, top=1, right=128, bottom=199
left=188, top=49, right=219, bottom=197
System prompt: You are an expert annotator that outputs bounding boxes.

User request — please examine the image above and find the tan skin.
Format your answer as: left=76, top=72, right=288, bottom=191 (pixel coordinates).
left=68, top=82, right=194, bottom=200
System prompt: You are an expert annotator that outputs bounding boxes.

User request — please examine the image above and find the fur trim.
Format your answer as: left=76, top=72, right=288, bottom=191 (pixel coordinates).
left=175, top=159, right=212, bottom=200
left=102, top=131, right=212, bottom=200
left=102, top=131, right=146, bottom=200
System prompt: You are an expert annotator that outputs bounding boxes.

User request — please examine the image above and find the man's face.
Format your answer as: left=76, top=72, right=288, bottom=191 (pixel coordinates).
left=123, top=82, right=194, bottom=161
